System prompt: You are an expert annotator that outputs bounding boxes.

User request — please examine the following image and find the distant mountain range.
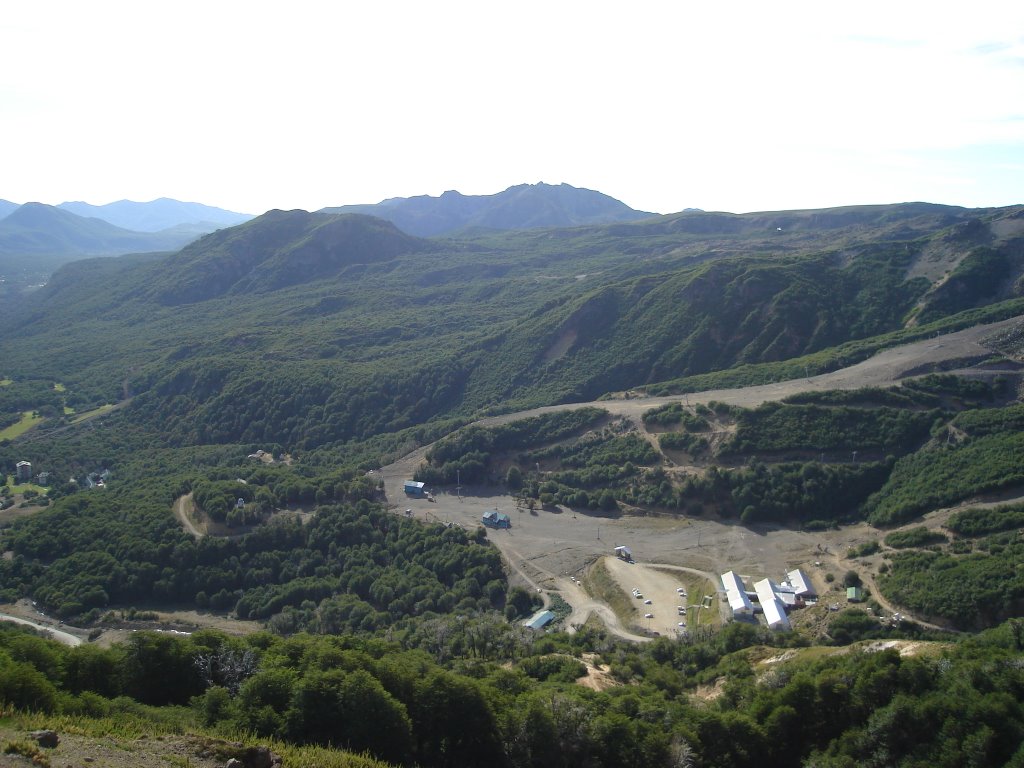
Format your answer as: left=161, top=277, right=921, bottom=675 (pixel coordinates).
left=0, top=199, right=255, bottom=290
left=56, top=197, right=252, bottom=233
left=320, top=182, right=656, bottom=236
left=0, top=203, right=207, bottom=258
left=0, top=199, right=18, bottom=220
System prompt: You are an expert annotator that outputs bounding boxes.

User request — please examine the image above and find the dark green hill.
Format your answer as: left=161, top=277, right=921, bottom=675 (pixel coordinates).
left=321, top=181, right=655, bottom=236
left=147, top=209, right=436, bottom=305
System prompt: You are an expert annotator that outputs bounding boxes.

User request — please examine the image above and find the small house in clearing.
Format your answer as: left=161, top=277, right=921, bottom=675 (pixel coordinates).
left=482, top=509, right=511, bottom=528
left=404, top=480, right=426, bottom=497
left=523, top=610, right=555, bottom=631
left=614, top=545, right=633, bottom=562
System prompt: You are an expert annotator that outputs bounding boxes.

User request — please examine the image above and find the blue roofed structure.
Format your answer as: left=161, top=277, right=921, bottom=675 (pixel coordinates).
left=482, top=509, right=511, bottom=528
left=523, top=610, right=555, bottom=630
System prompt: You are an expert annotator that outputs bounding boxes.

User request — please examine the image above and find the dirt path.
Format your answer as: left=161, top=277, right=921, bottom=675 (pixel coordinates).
left=174, top=492, right=203, bottom=538
left=557, top=575, right=649, bottom=642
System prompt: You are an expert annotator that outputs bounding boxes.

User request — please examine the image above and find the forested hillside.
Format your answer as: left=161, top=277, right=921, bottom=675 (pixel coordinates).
left=2, top=614, right=1024, bottom=768
left=3, top=203, right=1022, bottom=449
left=2, top=199, right=1024, bottom=767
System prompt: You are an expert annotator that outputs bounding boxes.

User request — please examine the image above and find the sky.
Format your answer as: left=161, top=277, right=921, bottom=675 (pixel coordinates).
left=2, top=1, right=1023, bottom=216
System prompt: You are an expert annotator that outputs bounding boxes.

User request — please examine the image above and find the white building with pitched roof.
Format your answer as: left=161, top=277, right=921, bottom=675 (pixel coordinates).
left=786, top=568, right=815, bottom=598
left=754, top=578, right=791, bottom=630
left=721, top=570, right=753, bottom=615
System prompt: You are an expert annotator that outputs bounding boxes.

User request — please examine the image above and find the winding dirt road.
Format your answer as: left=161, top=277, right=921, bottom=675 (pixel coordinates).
left=0, top=607, right=84, bottom=646
left=174, top=492, right=203, bottom=538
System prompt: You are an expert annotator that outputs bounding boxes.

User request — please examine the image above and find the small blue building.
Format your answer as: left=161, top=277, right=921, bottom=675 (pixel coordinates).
left=523, top=610, right=555, bottom=631
left=404, top=480, right=426, bottom=497
left=482, top=509, right=511, bottom=529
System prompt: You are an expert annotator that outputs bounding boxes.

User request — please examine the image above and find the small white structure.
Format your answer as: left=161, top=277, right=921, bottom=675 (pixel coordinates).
left=721, top=571, right=753, bottom=615
left=785, top=568, right=815, bottom=598
left=614, top=545, right=633, bottom=562
left=754, top=578, right=791, bottom=630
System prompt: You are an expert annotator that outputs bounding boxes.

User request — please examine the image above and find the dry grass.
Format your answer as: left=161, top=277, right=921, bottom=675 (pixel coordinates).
left=582, top=558, right=636, bottom=628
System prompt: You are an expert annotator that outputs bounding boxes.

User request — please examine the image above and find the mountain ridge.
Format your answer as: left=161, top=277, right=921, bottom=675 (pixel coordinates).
left=321, top=181, right=656, bottom=236
left=57, top=197, right=252, bottom=233
left=0, top=202, right=199, bottom=257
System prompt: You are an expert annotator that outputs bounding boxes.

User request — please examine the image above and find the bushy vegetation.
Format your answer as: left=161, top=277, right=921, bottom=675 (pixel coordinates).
left=864, top=431, right=1024, bottom=526
left=658, top=431, right=708, bottom=454
left=948, top=402, right=1024, bottom=436
left=946, top=502, right=1024, bottom=537
left=415, top=408, right=607, bottom=485
left=642, top=402, right=710, bottom=431
left=784, top=385, right=934, bottom=408
left=880, top=531, right=1024, bottom=628
left=784, top=374, right=1002, bottom=410
left=726, top=401, right=938, bottom=454
left=4, top=615, right=1024, bottom=768
left=0, top=450, right=504, bottom=626
left=883, top=526, right=948, bottom=549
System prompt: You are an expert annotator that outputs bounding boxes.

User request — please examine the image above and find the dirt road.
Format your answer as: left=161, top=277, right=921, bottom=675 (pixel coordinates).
left=174, top=492, right=203, bottom=538
left=0, top=611, right=84, bottom=646
left=447, top=316, right=1021, bottom=431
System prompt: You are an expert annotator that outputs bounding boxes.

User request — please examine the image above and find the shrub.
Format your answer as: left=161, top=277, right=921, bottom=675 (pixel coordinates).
left=884, top=527, right=948, bottom=549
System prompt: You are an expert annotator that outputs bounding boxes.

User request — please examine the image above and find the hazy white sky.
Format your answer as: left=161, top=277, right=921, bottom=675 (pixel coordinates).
left=2, top=1, right=1022, bottom=216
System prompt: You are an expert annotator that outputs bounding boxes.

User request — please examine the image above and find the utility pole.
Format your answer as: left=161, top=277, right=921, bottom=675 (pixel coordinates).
left=457, top=469, right=461, bottom=502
